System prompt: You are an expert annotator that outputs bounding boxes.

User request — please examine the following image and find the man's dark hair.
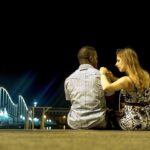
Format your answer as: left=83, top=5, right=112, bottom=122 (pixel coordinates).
left=78, top=46, right=96, bottom=61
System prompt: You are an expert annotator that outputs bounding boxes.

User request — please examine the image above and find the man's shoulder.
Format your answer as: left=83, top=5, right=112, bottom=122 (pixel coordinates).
left=91, top=68, right=100, bottom=73
left=65, top=67, right=100, bottom=80
left=88, top=67, right=100, bottom=76
left=65, top=70, right=79, bottom=80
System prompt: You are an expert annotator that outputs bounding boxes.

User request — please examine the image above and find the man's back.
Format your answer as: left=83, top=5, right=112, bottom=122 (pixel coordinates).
left=65, top=64, right=106, bottom=129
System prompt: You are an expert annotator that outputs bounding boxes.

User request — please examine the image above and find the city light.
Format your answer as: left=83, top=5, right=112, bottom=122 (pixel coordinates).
left=34, top=101, right=37, bottom=107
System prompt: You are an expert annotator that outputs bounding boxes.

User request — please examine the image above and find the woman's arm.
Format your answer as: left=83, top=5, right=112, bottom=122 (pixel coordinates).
left=107, top=71, right=119, bottom=82
left=100, top=67, right=130, bottom=93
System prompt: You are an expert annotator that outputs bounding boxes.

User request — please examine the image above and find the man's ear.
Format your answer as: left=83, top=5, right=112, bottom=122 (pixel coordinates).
left=88, top=56, right=93, bottom=63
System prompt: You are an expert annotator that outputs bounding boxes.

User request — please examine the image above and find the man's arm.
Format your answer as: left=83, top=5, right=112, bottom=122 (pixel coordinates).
left=64, top=79, right=71, bottom=101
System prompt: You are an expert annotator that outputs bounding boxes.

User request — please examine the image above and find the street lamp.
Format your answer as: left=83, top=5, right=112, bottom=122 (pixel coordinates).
left=34, top=101, right=37, bottom=107
left=32, top=101, right=37, bottom=130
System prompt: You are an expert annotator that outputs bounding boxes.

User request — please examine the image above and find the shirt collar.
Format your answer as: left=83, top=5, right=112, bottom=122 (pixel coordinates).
left=79, top=64, right=94, bottom=71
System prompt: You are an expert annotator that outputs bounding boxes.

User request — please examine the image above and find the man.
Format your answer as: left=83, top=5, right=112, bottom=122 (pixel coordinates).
left=64, top=46, right=107, bottom=129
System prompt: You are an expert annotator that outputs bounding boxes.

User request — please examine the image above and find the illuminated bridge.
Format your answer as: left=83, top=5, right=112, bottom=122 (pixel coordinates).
left=0, top=86, right=70, bottom=129
left=0, top=87, right=28, bottom=128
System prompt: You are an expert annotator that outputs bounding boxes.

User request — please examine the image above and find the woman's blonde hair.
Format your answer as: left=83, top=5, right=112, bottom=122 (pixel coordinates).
left=116, top=47, right=149, bottom=89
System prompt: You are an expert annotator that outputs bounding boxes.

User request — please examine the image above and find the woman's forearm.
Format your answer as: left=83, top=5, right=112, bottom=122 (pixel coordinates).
left=100, top=74, right=111, bottom=90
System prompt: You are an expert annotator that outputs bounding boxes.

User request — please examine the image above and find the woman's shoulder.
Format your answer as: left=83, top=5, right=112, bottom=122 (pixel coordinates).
left=119, top=76, right=135, bottom=91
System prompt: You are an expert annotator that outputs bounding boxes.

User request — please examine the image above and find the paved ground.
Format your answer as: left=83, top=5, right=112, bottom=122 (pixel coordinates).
left=0, top=129, right=150, bottom=150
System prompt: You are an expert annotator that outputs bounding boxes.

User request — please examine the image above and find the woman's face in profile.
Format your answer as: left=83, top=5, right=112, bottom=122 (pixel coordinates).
left=115, top=55, right=126, bottom=72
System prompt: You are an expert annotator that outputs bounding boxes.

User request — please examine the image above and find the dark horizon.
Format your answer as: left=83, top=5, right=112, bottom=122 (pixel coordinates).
left=0, top=35, right=149, bottom=108
left=1, top=8, right=150, bottom=107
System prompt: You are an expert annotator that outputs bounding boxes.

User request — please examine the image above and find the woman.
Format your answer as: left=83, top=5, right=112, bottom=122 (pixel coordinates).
left=100, top=47, right=150, bottom=130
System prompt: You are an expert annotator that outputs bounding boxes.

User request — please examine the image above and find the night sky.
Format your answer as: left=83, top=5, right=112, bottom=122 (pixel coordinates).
left=1, top=4, right=150, bottom=107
